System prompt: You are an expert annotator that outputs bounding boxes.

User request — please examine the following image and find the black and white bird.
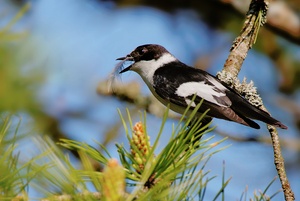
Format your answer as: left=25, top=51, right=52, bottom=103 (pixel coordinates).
left=116, top=44, right=287, bottom=129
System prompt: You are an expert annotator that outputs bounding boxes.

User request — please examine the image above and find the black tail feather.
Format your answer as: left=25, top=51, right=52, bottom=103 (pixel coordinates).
left=228, top=92, right=288, bottom=129
left=238, top=115, right=260, bottom=129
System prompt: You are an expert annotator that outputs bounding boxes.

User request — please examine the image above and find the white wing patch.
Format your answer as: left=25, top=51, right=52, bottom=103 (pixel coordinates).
left=175, top=81, right=231, bottom=107
left=184, top=98, right=197, bottom=107
left=206, top=76, right=228, bottom=91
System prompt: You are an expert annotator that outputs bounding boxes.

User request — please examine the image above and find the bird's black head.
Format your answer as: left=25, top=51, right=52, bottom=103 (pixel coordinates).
left=130, top=44, right=168, bottom=62
left=117, top=44, right=168, bottom=62
left=117, top=44, right=177, bottom=77
left=117, top=44, right=170, bottom=74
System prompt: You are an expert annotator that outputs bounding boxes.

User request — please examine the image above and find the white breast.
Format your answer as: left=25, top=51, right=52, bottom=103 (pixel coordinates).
left=131, top=53, right=177, bottom=85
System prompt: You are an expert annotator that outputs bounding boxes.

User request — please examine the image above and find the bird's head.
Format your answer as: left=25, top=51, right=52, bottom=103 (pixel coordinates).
left=117, top=44, right=177, bottom=83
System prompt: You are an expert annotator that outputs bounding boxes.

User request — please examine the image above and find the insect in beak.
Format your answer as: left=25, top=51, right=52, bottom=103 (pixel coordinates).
left=116, top=55, right=134, bottom=74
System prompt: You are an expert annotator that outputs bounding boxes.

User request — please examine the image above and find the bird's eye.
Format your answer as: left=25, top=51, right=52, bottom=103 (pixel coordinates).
left=138, top=47, right=147, bottom=55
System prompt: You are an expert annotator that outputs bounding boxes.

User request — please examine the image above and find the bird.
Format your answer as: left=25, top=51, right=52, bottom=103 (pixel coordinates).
left=116, top=44, right=287, bottom=130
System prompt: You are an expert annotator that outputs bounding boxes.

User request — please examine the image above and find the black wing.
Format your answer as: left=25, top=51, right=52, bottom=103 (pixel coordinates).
left=153, top=61, right=231, bottom=107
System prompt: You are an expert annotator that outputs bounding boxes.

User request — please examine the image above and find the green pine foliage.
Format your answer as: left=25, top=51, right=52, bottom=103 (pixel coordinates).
left=0, top=108, right=279, bottom=200
left=61, top=104, right=228, bottom=201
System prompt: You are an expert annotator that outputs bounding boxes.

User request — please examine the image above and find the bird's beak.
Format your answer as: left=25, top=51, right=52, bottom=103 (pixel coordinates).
left=116, top=54, right=134, bottom=61
left=116, top=54, right=134, bottom=74
left=116, top=57, right=126, bottom=60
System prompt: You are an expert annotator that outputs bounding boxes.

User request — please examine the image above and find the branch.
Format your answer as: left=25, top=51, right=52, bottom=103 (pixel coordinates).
left=97, top=80, right=181, bottom=119
left=216, top=0, right=295, bottom=200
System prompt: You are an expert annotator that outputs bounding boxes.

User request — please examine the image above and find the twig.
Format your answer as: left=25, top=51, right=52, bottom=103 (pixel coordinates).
left=266, top=115, right=295, bottom=201
left=217, top=0, right=295, bottom=200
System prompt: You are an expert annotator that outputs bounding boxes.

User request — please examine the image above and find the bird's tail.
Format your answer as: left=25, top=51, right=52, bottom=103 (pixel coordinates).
left=230, top=97, right=287, bottom=129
